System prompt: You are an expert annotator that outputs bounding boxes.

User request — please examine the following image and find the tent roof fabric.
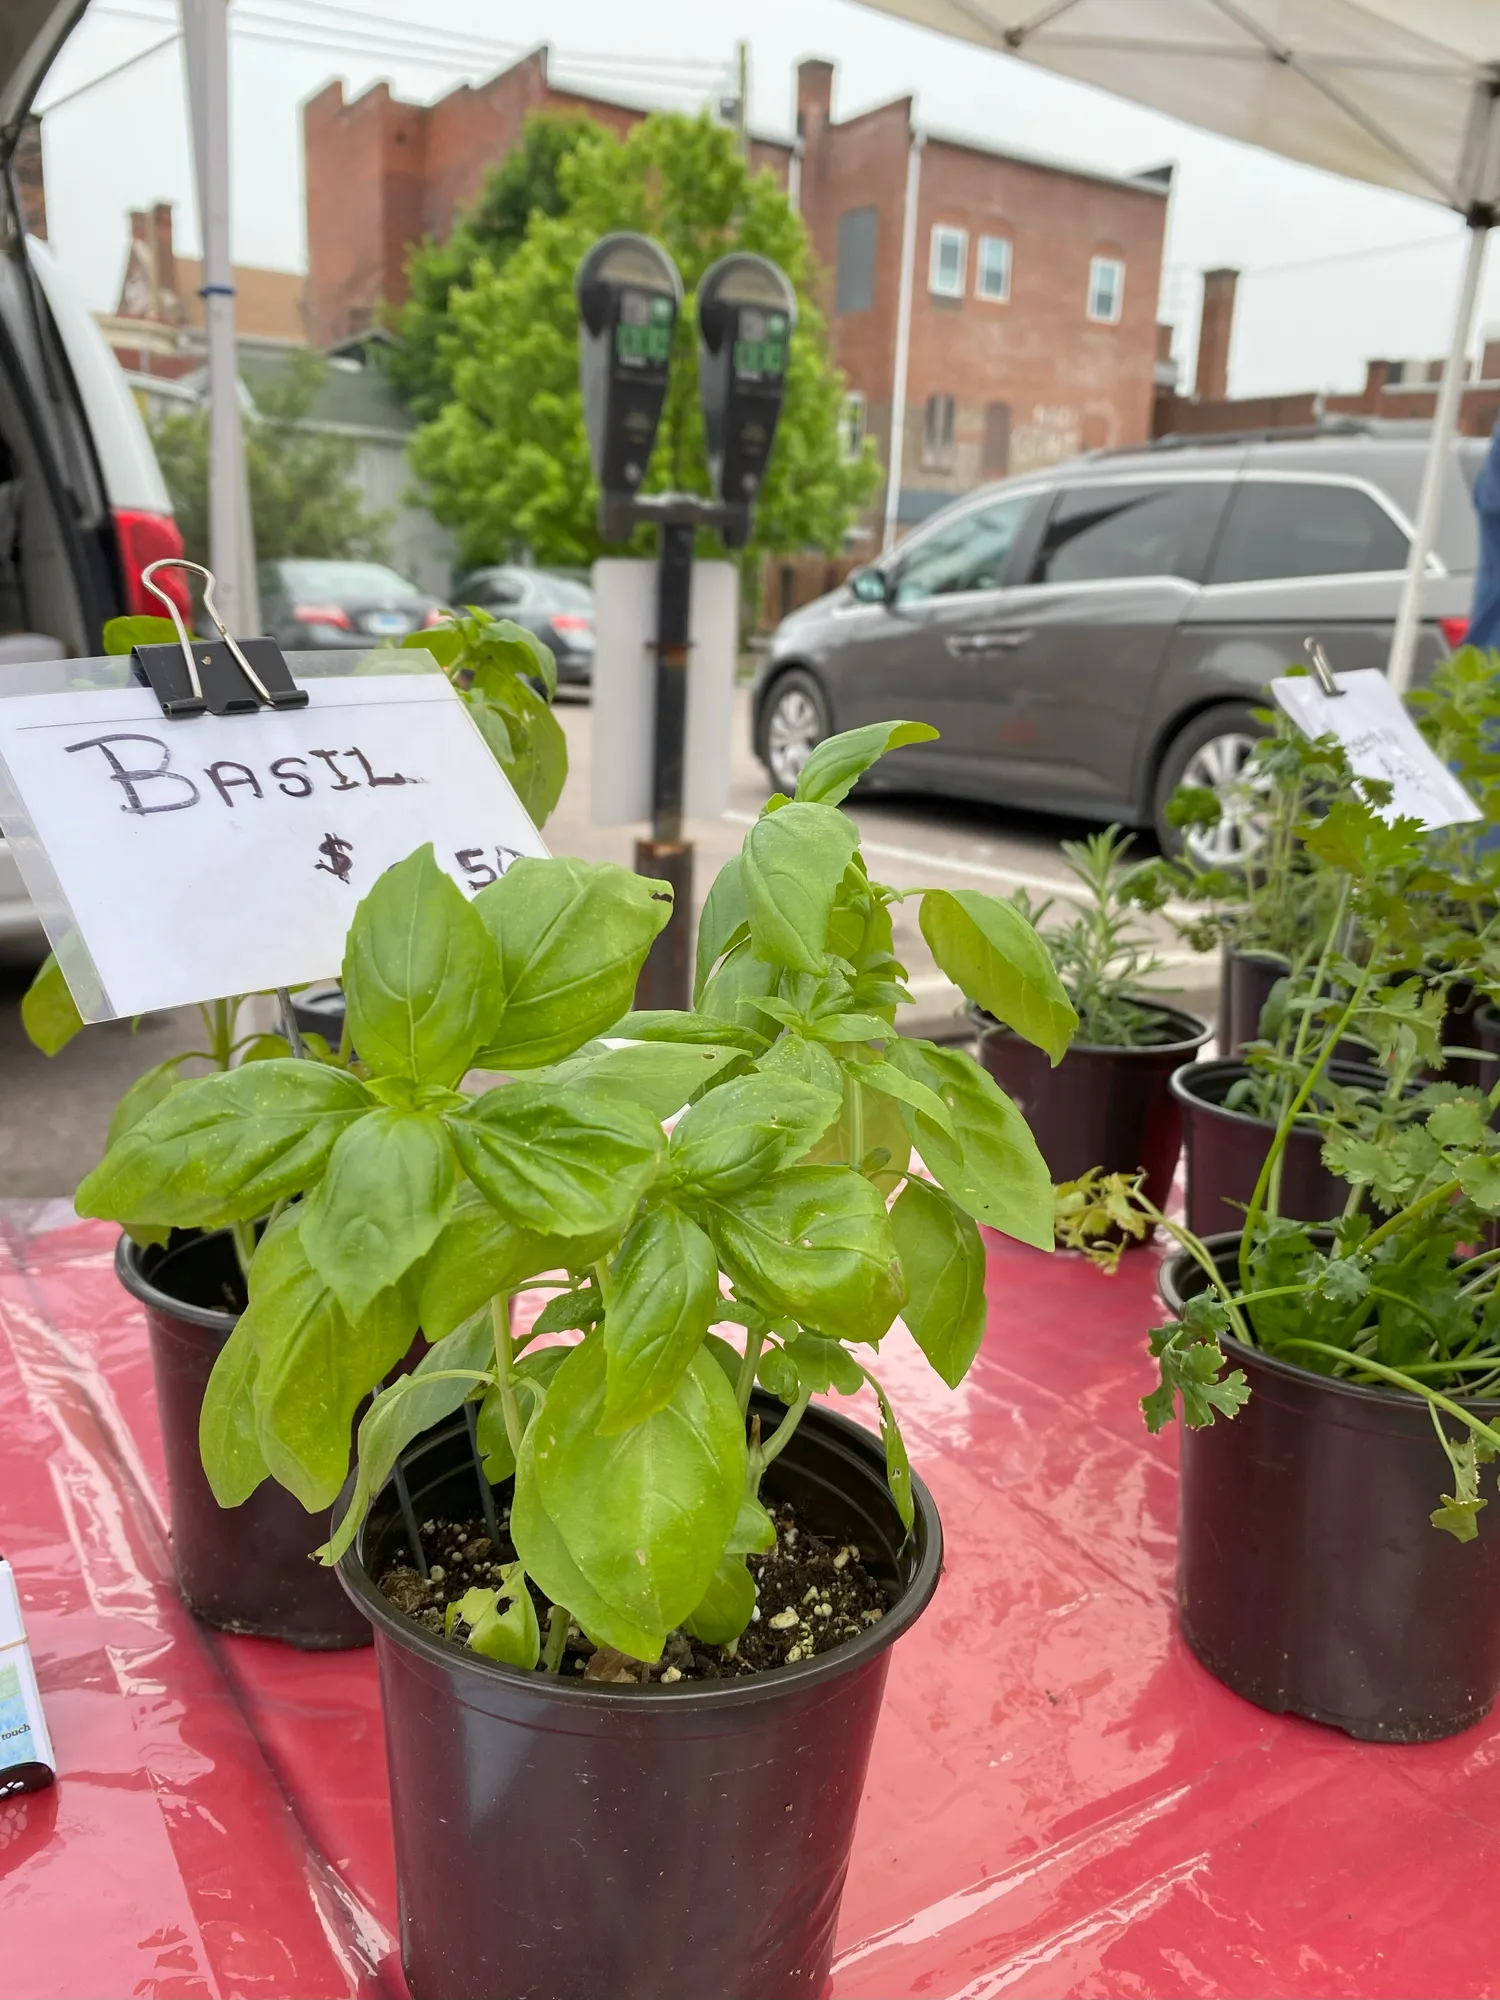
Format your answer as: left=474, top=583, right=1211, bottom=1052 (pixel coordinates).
left=847, top=0, right=1500, bottom=214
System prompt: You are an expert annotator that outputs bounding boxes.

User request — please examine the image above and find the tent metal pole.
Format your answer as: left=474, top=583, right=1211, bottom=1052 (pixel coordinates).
left=1388, top=216, right=1489, bottom=696
left=180, top=0, right=259, bottom=635
left=882, top=132, right=924, bottom=555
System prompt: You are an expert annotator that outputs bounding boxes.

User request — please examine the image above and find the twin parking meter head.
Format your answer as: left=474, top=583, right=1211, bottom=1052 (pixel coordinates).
left=697, top=253, right=797, bottom=548
left=576, top=233, right=684, bottom=540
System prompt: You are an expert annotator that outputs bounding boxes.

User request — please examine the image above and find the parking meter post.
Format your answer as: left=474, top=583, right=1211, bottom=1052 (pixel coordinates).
left=635, top=516, right=695, bottom=1010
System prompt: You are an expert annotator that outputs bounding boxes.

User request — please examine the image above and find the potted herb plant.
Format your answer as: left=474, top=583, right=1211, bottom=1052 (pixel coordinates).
left=1061, top=795, right=1500, bottom=1743
left=23, top=609, right=565, bottom=1648
left=75, top=721, right=1073, bottom=2000
left=973, top=825, right=1209, bottom=1218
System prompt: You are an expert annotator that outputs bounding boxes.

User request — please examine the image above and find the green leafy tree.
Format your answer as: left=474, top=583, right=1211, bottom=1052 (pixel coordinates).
left=150, top=350, right=392, bottom=566
left=409, top=110, right=880, bottom=572
left=384, top=111, right=598, bottom=422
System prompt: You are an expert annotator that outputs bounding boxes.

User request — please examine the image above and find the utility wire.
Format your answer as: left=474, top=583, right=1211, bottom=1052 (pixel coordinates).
left=34, top=30, right=179, bottom=113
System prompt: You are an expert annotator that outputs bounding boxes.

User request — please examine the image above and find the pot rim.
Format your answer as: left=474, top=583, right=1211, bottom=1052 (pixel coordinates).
left=970, top=997, right=1211, bottom=1058
left=1225, top=946, right=1292, bottom=971
left=336, top=1401, right=944, bottom=1711
left=1158, top=1230, right=1500, bottom=1416
left=1168, top=1056, right=1391, bottom=1133
left=116, top=1228, right=239, bottom=1333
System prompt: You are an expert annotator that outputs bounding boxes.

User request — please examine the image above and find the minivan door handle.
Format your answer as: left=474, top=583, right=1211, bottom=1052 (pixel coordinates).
left=945, top=629, right=1032, bottom=657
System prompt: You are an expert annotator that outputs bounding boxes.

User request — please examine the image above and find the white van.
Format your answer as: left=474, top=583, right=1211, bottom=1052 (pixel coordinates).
left=1, top=1, right=189, bottom=952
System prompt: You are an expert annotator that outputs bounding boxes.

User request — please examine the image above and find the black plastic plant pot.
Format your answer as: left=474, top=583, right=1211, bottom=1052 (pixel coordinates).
left=1160, top=1235, right=1500, bottom=1742
left=1476, top=999, right=1500, bottom=1096
left=117, top=1231, right=370, bottom=1650
left=336, top=1399, right=944, bottom=2000
left=1217, top=948, right=1288, bottom=1057
left=291, top=982, right=346, bottom=1047
left=1170, top=1058, right=1391, bottom=1239
left=973, top=1002, right=1210, bottom=1218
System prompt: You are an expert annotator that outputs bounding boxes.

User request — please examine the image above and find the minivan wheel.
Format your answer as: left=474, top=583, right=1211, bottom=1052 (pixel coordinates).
left=762, top=670, right=829, bottom=793
left=1153, top=704, right=1269, bottom=863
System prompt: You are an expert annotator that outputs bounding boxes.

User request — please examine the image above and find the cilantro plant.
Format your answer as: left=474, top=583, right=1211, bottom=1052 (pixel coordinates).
left=75, top=722, right=1075, bottom=1670
left=1006, top=826, right=1182, bottom=1047
left=1061, top=792, right=1500, bottom=1544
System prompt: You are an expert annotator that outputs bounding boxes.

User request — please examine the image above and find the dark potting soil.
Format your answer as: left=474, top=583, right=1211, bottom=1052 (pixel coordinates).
left=378, top=1502, right=890, bottom=1682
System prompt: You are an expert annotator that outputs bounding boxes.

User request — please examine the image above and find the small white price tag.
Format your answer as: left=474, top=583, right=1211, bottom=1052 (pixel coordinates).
left=1271, top=668, right=1482, bottom=831
left=0, top=673, right=547, bottom=1021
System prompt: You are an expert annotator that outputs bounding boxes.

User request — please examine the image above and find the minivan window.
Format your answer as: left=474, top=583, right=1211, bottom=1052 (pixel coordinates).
left=892, top=493, right=1033, bottom=603
left=1208, top=480, right=1408, bottom=584
left=1029, top=481, right=1226, bottom=585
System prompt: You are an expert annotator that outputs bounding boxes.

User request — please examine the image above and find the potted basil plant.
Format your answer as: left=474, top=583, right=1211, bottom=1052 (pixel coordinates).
left=75, top=720, right=1074, bottom=2000
left=26, top=608, right=565, bottom=1648
left=974, top=825, right=1208, bottom=1219
left=1060, top=800, right=1500, bottom=1744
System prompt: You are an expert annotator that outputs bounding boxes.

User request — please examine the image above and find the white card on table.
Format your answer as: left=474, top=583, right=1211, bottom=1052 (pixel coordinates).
left=1270, top=668, right=1482, bottom=832
left=0, top=672, right=547, bottom=1021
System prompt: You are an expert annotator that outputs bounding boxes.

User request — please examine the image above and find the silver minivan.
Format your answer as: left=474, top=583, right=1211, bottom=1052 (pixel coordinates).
left=753, top=423, right=1480, bottom=853
left=0, top=1, right=189, bottom=953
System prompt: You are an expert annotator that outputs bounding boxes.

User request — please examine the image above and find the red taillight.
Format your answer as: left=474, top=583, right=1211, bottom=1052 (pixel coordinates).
left=1439, top=616, right=1470, bottom=652
left=294, top=603, right=352, bottom=629
left=113, top=509, right=190, bottom=620
left=551, top=613, right=591, bottom=634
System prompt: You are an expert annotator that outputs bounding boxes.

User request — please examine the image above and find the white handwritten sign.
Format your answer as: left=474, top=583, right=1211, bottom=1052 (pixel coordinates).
left=0, top=673, right=547, bottom=1021
left=1271, top=668, right=1482, bottom=832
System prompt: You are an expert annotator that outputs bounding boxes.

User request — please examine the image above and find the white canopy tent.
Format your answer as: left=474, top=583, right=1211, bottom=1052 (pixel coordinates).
left=845, top=0, right=1500, bottom=693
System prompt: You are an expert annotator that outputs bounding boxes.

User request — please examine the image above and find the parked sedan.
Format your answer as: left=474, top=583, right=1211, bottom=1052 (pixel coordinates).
left=258, top=559, right=445, bottom=649
left=753, top=422, right=1480, bottom=857
left=455, top=566, right=596, bottom=686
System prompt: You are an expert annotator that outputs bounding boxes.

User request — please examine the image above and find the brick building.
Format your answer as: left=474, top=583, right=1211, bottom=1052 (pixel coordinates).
left=1157, top=266, right=1500, bottom=442
left=302, top=49, right=1171, bottom=543
left=98, top=202, right=307, bottom=378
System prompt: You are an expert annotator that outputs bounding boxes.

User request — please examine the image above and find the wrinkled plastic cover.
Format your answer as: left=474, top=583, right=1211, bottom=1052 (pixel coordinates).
left=4, top=1200, right=1500, bottom=1998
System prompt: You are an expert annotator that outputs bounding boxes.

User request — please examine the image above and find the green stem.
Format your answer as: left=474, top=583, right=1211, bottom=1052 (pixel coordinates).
left=735, top=1327, right=766, bottom=1415
left=1272, top=1337, right=1500, bottom=1452
left=230, top=1218, right=255, bottom=1278
left=848, top=1072, right=865, bottom=1173
left=757, top=1388, right=811, bottom=1473
left=491, top=1294, right=523, bottom=1456
left=211, top=998, right=233, bottom=1072
left=543, top=1602, right=570, bottom=1673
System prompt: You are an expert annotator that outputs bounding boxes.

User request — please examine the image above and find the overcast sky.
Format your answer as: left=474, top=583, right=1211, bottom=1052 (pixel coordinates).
left=33, top=0, right=1498, bottom=401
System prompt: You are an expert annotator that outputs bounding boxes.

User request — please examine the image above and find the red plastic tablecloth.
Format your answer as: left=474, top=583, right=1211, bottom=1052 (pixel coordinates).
left=4, top=1198, right=1500, bottom=2000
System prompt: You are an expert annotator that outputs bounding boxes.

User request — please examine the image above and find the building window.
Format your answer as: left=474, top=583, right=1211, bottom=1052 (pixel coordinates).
left=1087, top=255, right=1125, bottom=323
left=976, top=235, right=1011, bottom=302
left=836, top=208, right=877, bottom=315
left=839, top=391, right=867, bottom=461
left=929, top=225, right=967, bottom=299
left=922, top=392, right=956, bottom=469
left=982, top=401, right=1011, bottom=476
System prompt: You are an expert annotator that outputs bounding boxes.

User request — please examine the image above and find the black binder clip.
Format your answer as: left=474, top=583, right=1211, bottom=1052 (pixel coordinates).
left=131, top=558, right=309, bottom=718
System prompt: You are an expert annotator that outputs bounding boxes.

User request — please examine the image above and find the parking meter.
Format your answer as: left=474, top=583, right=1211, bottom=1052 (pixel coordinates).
left=576, top=233, right=683, bottom=539
left=696, top=253, right=797, bottom=547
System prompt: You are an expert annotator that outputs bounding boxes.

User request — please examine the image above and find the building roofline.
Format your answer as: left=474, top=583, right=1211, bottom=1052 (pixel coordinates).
left=914, top=120, right=1172, bottom=197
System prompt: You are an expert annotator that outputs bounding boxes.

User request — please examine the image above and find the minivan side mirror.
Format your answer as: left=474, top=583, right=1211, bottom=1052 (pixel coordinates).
left=849, top=566, right=892, bottom=605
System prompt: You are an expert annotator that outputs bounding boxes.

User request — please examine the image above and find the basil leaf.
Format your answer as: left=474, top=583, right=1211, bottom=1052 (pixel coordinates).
left=793, top=720, right=939, bottom=806
left=418, top=1184, right=614, bottom=1340
left=541, top=1040, right=745, bottom=1120
left=695, top=854, right=747, bottom=999
left=447, top=1081, right=663, bottom=1236
left=682, top=1556, right=756, bottom=1645
left=601, top=1205, right=720, bottom=1432
left=21, top=952, right=84, bottom=1056
left=198, top=1312, right=269, bottom=1508
left=342, top=844, right=504, bottom=1086
left=757, top=1034, right=843, bottom=1093
left=669, top=1073, right=841, bottom=1195
left=919, top=889, right=1076, bottom=1065
left=607, top=1010, right=766, bottom=1053
left=725, top=1493, right=776, bottom=1555
left=476, top=1346, right=571, bottom=1484
left=703, top=1163, right=906, bottom=1346
left=804, top=1071, right=913, bottom=1192
left=890, top=1177, right=988, bottom=1387
left=742, top=801, right=859, bottom=973
left=321, top=1315, right=496, bottom=1563
left=246, top=1214, right=417, bottom=1511
left=886, top=1039, right=1054, bottom=1250
left=75, top=1060, right=371, bottom=1228
left=510, top=1415, right=667, bottom=1661
left=698, top=937, right=779, bottom=1036
left=106, top=1055, right=189, bottom=1150
left=299, top=1109, right=456, bottom=1321
left=864, top=1364, right=915, bottom=1535
left=858, top=1057, right=955, bottom=1138
left=471, top=858, right=673, bottom=1070
left=453, top=1574, right=541, bottom=1670
left=784, top=1329, right=864, bottom=1396
left=534, top=1338, right=745, bottom=1637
